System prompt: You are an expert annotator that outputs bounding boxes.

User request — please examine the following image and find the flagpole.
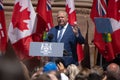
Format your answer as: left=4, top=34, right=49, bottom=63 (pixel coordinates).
left=93, top=46, right=97, bottom=66
left=100, top=53, right=103, bottom=67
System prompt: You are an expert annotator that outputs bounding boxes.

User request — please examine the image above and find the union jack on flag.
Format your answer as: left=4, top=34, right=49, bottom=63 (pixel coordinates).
left=0, top=1, right=3, bottom=10
left=96, top=0, right=107, bottom=17
left=46, top=0, right=53, bottom=31
left=47, top=0, right=51, bottom=11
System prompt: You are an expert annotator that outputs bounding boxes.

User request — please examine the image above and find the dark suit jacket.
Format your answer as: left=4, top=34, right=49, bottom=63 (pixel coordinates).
left=47, top=24, right=84, bottom=66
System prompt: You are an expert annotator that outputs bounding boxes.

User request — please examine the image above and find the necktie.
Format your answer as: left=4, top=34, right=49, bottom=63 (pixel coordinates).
left=57, top=26, right=63, bottom=42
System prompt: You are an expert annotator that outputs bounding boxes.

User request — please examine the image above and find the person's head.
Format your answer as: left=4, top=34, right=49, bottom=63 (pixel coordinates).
left=87, top=73, right=102, bottom=80
left=91, top=65, right=104, bottom=77
left=0, top=58, right=26, bottom=80
left=107, top=63, right=120, bottom=74
left=57, top=11, right=68, bottom=27
left=31, top=67, right=43, bottom=80
left=74, top=72, right=88, bottom=80
left=80, top=67, right=91, bottom=78
left=43, top=62, right=58, bottom=73
left=31, top=73, right=51, bottom=80
left=66, top=64, right=80, bottom=80
left=106, top=63, right=120, bottom=80
left=43, top=62, right=59, bottom=80
left=106, top=75, right=117, bottom=80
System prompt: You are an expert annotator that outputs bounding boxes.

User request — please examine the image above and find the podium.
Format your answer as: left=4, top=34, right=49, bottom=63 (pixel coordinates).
left=29, top=42, right=64, bottom=57
left=94, top=17, right=113, bottom=33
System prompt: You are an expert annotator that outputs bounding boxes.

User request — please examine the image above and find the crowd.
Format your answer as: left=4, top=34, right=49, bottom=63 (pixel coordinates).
left=0, top=56, right=120, bottom=80
left=31, top=61, right=120, bottom=80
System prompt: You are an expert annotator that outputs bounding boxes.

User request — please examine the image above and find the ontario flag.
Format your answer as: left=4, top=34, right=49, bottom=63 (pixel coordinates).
left=0, top=0, right=7, bottom=54
left=8, top=0, right=36, bottom=60
left=90, top=0, right=120, bottom=61
left=65, top=0, right=84, bottom=62
left=35, top=0, right=53, bottom=41
left=107, top=0, right=120, bottom=57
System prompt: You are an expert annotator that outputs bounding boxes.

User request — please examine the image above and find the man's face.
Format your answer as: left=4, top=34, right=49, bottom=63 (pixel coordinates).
left=57, top=12, right=68, bottom=27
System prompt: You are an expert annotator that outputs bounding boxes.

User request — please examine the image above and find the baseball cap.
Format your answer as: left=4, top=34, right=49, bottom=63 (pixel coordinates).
left=43, top=62, right=57, bottom=72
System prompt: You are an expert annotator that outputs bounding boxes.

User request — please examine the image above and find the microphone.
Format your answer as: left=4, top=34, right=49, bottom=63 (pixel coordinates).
left=48, top=33, right=54, bottom=42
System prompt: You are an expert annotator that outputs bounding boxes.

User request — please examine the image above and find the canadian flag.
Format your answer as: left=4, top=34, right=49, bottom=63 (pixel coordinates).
left=65, top=0, right=84, bottom=62
left=8, top=0, right=36, bottom=60
left=65, top=0, right=77, bottom=26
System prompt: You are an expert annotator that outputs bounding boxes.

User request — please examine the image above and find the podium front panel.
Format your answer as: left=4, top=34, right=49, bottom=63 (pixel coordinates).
left=29, top=42, right=64, bottom=57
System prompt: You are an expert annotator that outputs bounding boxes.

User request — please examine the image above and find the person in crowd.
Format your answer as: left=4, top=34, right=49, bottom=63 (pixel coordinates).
left=42, top=61, right=69, bottom=80
left=74, top=72, right=88, bottom=80
left=31, top=73, right=51, bottom=80
left=57, top=61, right=88, bottom=80
left=31, top=66, right=43, bottom=80
left=46, top=10, right=84, bottom=67
left=106, top=63, right=120, bottom=73
left=79, top=67, right=91, bottom=78
left=66, top=64, right=80, bottom=80
left=105, top=76, right=116, bottom=80
left=20, top=61, right=31, bottom=80
left=43, top=62, right=58, bottom=74
left=91, top=65, right=105, bottom=79
left=0, top=57, right=28, bottom=80
left=106, top=63, right=120, bottom=80
left=87, top=73, right=102, bottom=80
left=74, top=67, right=90, bottom=80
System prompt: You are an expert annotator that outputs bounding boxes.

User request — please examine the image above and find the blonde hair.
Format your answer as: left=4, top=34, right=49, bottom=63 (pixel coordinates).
left=67, top=64, right=80, bottom=80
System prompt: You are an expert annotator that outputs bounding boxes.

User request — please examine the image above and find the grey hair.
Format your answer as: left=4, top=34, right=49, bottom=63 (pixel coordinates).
left=57, top=11, right=68, bottom=17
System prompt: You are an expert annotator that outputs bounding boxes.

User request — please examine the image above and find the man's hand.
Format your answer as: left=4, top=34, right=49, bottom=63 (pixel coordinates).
left=72, top=24, right=79, bottom=37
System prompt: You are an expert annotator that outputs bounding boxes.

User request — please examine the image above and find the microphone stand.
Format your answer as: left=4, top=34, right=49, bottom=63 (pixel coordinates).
left=41, top=33, right=54, bottom=66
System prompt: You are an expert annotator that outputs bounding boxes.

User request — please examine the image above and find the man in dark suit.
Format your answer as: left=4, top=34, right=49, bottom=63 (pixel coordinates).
left=47, top=11, right=84, bottom=67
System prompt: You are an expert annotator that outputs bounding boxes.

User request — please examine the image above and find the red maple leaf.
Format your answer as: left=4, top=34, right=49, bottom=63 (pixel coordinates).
left=12, top=2, right=30, bottom=31
left=66, top=5, right=76, bottom=26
